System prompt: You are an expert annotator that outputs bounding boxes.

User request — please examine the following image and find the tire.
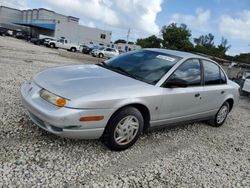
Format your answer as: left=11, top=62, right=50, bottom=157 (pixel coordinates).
left=102, top=107, right=144, bottom=151
left=98, top=53, right=104, bottom=58
left=50, top=43, right=55, bottom=48
left=71, top=47, right=76, bottom=52
left=209, top=102, right=230, bottom=127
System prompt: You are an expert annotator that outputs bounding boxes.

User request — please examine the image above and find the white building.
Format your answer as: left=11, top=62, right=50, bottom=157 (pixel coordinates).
left=0, top=6, right=112, bottom=45
left=114, top=43, right=141, bottom=52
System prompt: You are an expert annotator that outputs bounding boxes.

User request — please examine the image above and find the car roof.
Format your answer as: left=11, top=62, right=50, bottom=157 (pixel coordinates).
left=145, top=48, right=208, bottom=59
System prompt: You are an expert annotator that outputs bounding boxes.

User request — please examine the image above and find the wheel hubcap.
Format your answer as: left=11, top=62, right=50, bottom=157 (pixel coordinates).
left=114, top=115, right=139, bottom=145
left=217, top=105, right=228, bottom=124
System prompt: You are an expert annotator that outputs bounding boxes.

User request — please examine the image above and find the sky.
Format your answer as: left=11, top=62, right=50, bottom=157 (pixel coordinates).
left=1, top=0, right=250, bottom=55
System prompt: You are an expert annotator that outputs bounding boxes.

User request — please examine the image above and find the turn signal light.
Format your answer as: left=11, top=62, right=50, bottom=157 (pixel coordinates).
left=79, top=116, right=104, bottom=122
left=56, top=98, right=67, bottom=107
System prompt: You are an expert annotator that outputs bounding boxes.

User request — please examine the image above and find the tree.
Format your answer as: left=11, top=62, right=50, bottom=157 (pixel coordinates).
left=217, top=37, right=231, bottom=56
left=136, top=35, right=162, bottom=48
left=234, top=53, right=250, bottom=64
left=194, top=33, right=214, bottom=48
left=161, top=23, right=193, bottom=51
left=193, top=34, right=231, bottom=58
left=114, top=39, right=126, bottom=44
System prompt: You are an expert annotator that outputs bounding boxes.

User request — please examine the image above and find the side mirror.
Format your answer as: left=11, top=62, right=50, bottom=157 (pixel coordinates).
left=164, top=78, right=188, bottom=88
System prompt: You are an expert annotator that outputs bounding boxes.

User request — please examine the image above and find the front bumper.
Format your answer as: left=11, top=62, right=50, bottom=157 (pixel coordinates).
left=91, top=51, right=98, bottom=56
left=20, top=81, right=113, bottom=139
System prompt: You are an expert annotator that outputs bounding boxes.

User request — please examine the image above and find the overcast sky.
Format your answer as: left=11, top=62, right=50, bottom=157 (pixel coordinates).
left=1, top=0, right=250, bottom=55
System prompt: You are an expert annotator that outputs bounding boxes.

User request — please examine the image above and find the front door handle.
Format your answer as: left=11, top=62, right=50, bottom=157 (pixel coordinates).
left=194, top=93, right=200, bottom=97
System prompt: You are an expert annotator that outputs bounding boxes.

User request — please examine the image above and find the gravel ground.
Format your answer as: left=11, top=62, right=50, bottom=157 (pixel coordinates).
left=0, top=37, right=250, bottom=187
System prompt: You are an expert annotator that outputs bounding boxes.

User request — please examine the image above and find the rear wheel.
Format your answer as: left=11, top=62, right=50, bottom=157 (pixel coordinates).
left=209, top=102, right=230, bottom=127
left=99, top=53, right=104, bottom=58
left=102, top=107, right=143, bottom=151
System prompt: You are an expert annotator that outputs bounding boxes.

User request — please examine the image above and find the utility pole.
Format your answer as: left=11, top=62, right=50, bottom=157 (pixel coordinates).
left=126, top=28, right=130, bottom=44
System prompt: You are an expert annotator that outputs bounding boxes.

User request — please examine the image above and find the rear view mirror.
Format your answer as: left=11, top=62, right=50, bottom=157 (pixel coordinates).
left=164, top=78, right=188, bottom=88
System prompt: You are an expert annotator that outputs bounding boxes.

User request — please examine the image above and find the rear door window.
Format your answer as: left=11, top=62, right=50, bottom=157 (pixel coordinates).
left=202, top=60, right=222, bottom=85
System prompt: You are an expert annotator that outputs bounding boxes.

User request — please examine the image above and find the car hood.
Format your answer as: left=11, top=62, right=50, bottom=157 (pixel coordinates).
left=33, top=64, right=153, bottom=101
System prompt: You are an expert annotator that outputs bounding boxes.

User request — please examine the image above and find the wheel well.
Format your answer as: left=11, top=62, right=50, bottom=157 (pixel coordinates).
left=225, top=98, right=234, bottom=111
left=109, top=104, right=151, bottom=132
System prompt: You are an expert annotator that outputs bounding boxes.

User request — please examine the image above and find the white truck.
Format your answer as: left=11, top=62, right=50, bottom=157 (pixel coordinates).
left=48, top=38, right=79, bottom=52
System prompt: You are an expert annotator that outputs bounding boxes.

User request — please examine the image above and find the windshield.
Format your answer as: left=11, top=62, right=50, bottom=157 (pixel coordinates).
left=104, top=50, right=181, bottom=84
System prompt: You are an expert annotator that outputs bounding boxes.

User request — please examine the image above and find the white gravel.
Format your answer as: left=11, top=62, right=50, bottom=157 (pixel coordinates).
left=0, top=37, right=250, bottom=187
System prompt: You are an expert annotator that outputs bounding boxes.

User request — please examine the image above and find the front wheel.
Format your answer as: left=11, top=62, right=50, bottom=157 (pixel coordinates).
left=71, top=47, right=76, bottom=52
left=50, top=43, right=55, bottom=48
left=102, top=107, right=144, bottom=151
left=98, top=53, right=104, bottom=58
left=209, top=102, right=230, bottom=127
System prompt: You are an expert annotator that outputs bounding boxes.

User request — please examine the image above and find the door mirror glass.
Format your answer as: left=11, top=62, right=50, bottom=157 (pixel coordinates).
left=164, top=77, right=188, bottom=88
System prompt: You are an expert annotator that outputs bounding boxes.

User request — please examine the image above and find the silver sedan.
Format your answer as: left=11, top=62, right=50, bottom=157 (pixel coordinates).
left=21, top=49, right=240, bottom=150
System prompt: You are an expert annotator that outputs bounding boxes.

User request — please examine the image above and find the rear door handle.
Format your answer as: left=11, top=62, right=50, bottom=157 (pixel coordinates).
left=221, top=91, right=225, bottom=94
left=194, top=93, right=200, bottom=97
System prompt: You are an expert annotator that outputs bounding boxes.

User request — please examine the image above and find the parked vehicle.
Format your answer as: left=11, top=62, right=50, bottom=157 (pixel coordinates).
left=43, top=38, right=55, bottom=46
left=79, top=45, right=93, bottom=54
left=16, top=31, right=28, bottom=40
left=242, top=70, right=250, bottom=80
left=31, top=37, right=55, bottom=45
left=30, top=37, right=40, bottom=44
left=0, top=27, right=7, bottom=36
left=47, top=38, right=79, bottom=52
left=92, top=47, right=119, bottom=58
left=6, top=30, right=14, bottom=36
left=21, top=49, right=240, bottom=150
left=242, top=70, right=250, bottom=97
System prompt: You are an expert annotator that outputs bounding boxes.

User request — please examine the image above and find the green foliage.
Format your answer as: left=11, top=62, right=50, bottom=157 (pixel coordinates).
left=217, top=37, right=231, bottom=56
left=194, top=33, right=214, bottom=48
left=134, top=22, right=249, bottom=62
left=136, top=35, right=162, bottom=48
left=233, top=53, right=250, bottom=64
left=193, top=35, right=231, bottom=58
left=161, top=23, right=193, bottom=51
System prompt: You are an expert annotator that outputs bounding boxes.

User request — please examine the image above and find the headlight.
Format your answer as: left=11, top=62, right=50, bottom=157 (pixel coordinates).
left=40, top=89, right=69, bottom=107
